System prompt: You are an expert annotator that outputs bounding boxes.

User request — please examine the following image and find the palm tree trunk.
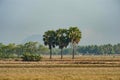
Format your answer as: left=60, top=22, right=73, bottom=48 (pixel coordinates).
left=50, top=49, right=52, bottom=59
left=61, top=48, right=63, bottom=59
left=72, top=47, right=75, bottom=59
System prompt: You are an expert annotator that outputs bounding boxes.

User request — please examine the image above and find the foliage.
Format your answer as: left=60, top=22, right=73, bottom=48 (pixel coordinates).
left=24, top=42, right=38, bottom=54
left=68, top=27, right=82, bottom=59
left=0, top=42, right=48, bottom=59
left=38, top=44, right=49, bottom=55
left=43, top=30, right=56, bottom=59
left=0, top=42, right=120, bottom=60
left=56, top=28, right=70, bottom=59
left=22, top=52, right=41, bottom=61
left=77, top=43, right=120, bottom=55
left=0, top=53, right=17, bottom=59
left=43, top=26, right=82, bottom=59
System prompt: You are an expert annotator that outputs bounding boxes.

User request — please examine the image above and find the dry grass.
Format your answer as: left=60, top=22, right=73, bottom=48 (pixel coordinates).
left=0, top=55, right=120, bottom=80
left=42, top=55, right=120, bottom=60
left=0, top=67, right=120, bottom=80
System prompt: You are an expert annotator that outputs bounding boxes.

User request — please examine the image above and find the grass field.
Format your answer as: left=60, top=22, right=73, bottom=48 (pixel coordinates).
left=0, top=55, right=120, bottom=80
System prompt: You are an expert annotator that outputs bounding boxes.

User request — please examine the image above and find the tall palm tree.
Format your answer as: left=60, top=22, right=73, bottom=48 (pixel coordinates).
left=68, top=27, right=82, bottom=59
left=43, top=30, right=56, bottom=59
left=56, top=29, right=70, bottom=59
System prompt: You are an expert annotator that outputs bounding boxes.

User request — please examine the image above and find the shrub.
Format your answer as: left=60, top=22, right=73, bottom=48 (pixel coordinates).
left=22, top=53, right=41, bottom=61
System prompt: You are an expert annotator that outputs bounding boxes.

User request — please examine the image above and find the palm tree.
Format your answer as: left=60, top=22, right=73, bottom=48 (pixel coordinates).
left=68, top=27, right=82, bottom=59
left=43, top=30, right=56, bottom=59
left=56, top=29, right=70, bottom=59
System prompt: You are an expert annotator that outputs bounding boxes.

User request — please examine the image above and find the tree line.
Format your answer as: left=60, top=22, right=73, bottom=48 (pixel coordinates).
left=0, top=42, right=120, bottom=59
left=0, top=42, right=49, bottom=59
left=77, top=43, right=120, bottom=55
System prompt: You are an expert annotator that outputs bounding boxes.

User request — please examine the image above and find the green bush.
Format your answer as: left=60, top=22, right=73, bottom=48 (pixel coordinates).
left=22, top=53, right=41, bottom=61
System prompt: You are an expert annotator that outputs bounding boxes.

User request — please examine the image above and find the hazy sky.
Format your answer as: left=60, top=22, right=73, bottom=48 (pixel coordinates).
left=0, top=0, right=120, bottom=45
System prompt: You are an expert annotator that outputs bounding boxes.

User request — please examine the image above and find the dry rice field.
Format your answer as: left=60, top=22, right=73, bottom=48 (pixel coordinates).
left=0, top=55, right=120, bottom=80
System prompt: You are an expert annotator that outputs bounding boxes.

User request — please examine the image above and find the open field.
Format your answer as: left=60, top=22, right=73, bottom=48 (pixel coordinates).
left=0, top=67, right=120, bottom=80
left=0, top=55, right=120, bottom=80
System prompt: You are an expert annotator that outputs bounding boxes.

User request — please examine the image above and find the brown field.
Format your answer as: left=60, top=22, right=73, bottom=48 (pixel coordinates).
left=0, top=55, right=120, bottom=80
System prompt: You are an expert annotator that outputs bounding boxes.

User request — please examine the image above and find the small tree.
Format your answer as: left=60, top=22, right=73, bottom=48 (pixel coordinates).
left=43, top=30, right=56, bottom=59
left=24, top=42, right=38, bottom=54
left=68, top=27, right=82, bottom=59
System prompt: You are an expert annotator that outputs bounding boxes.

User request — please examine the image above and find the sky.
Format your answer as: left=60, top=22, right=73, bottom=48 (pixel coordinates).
left=0, top=0, right=120, bottom=45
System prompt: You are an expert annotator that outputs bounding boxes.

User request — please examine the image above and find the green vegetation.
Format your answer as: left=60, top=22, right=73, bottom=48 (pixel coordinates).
left=0, top=26, right=120, bottom=60
left=56, top=28, right=70, bottom=59
left=43, top=30, right=56, bottom=59
left=77, top=44, right=120, bottom=55
left=0, top=42, right=48, bottom=60
left=22, top=52, right=41, bottom=61
left=43, top=26, right=82, bottom=59
left=68, top=27, right=82, bottom=59
left=0, top=42, right=120, bottom=60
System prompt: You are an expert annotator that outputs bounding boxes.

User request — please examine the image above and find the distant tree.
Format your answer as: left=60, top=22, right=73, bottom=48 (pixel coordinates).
left=7, top=43, right=16, bottom=54
left=0, top=43, right=3, bottom=53
left=24, top=42, right=38, bottom=54
left=0, top=43, right=16, bottom=58
left=114, top=43, right=120, bottom=54
left=68, top=27, right=82, bottom=59
left=38, top=44, right=49, bottom=55
left=56, top=28, right=70, bottom=59
left=43, top=30, right=56, bottom=59
left=16, top=44, right=24, bottom=57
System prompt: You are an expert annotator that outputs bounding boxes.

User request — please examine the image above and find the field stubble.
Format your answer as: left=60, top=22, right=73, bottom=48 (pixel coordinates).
left=0, top=55, right=120, bottom=80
